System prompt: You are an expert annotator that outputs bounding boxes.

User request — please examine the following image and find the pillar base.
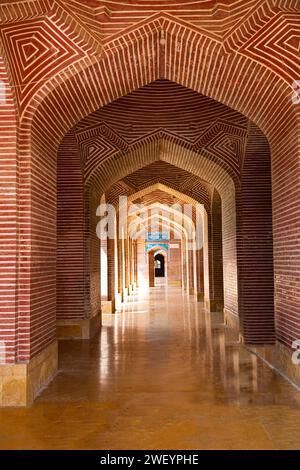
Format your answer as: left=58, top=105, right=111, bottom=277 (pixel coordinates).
left=57, top=312, right=101, bottom=339
left=128, top=284, right=134, bottom=295
left=222, top=312, right=300, bottom=389
left=197, top=292, right=204, bottom=301
left=101, top=300, right=115, bottom=314
left=0, top=341, right=58, bottom=407
left=248, top=341, right=300, bottom=389
left=205, top=299, right=224, bottom=313
left=123, top=287, right=128, bottom=302
left=224, top=308, right=240, bottom=330
left=115, top=292, right=123, bottom=310
left=168, top=280, right=181, bottom=286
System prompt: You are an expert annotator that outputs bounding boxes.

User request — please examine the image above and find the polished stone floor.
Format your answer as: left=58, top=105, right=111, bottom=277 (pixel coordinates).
left=1, top=287, right=300, bottom=449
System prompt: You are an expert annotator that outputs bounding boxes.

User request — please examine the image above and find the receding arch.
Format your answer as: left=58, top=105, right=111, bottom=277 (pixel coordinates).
left=136, top=214, right=192, bottom=292
left=85, top=141, right=236, bottom=313
left=17, top=14, right=298, bottom=354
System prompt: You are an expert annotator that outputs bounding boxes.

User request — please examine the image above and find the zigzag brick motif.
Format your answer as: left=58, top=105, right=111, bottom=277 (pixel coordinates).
left=108, top=161, right=212, bottom=211
left=0, top=15, right=86, bottom=110
left=71, top=0, right=261, bottom=42
left=74, top=80, right=248, bottom=183
left=239, top=12, right=300, bottom=82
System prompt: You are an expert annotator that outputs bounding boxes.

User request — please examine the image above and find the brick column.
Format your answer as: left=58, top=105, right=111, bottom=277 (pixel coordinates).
left=181, top=240, right=188, bottom=291
left=100, top=238, right=108, bottom=301
left=236, top=123, right=274, bottom=344
left=149, top=252, right=155, bottom=287
left=56, top=133, right=101, bottom=338
left=188, top=248, right=195, bottom=294
left=57, top=133, right=84, bottom=324
left=124, top=237, right=128, bottom=287
left=134, top=240, right=138, bottom=287
left=208, top=190, right=224, bottom=312
left=102, top=237, right=116, bottom=313
left=128, top=238, right=134, bottom=294
left=86, top=188, right=101, bottom=326
left=0, top=58, right=18, bottom=368
left=196, top=248, right=204, bottom=301
left=116, top=217, right=123, bottom=305
left=126, top=237, right=130, bottom=289
left=168, top=242, right=182, bottom=287
left=0, top=59, right=41, bottom=406
left=122, top=234, right=128, bottom=301
left=137, top=239, right=147, bottom=289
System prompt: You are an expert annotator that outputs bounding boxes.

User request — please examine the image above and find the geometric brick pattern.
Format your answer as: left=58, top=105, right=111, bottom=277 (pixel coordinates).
left=74, top=80, right=248, bottom=185
left=107, top=161, right=212, bottom=213
left=239, top=13, right=300, bottom=83
left=0, top=16, right=85, bottom=110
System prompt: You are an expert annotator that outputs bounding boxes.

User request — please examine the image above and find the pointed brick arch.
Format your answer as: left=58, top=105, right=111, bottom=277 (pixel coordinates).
left=25, top=13, right=297, bottom=140
left=57, top=137, right=236, bottom=326
left=87, top=138, right=235, bottom=197
left=125, top=182, right=209, bottom=305
left=124, top=182, right=206, bottom=208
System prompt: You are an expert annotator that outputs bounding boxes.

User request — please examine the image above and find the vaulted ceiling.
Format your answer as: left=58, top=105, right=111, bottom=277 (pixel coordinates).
left=75, top=79, right=248, bottom=140
left=1, top=0, right=299, bottom=114
left=106, top=161, right=212, bottom=213
left=60, top=0, right=261, bottom=42
left=72, top=79, right=249, bottom=186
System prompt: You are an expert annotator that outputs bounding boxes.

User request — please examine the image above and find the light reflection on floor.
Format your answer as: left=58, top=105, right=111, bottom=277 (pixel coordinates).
left=1, top=287, right=300, bottom=449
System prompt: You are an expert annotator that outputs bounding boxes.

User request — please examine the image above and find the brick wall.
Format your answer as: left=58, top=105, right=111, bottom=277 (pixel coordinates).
left=148, top=252, right=155, bottom=287
left=107, top=237, right=115, bottom=301
left=210, top=189, right=224, bottom=311
left=168, top=243, right=182, bottom=287
left=87, top=187, right=101, bottom=318
left=237, top=123, right=275, bottom=344
left=57, top=132, right=85, bottom=321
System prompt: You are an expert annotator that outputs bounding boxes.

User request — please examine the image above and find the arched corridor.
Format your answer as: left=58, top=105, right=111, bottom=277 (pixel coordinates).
left=56, top=79, right=275, bottom=347
left=0, top=0, right=300, bottom=452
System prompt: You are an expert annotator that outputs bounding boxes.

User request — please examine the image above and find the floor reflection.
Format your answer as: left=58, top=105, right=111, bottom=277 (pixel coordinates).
left=1, top=287, right=300, bottom=449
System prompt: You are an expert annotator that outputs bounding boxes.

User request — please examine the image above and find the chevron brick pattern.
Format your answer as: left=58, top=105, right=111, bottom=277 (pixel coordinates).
left=239, top=12, right=300, bottom=82
left=0, top=15, right=85, bottom=110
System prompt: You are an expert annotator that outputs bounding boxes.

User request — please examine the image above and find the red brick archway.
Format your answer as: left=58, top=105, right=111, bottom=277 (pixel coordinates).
left=23, top=18, right=298, bottom=354
left=24, top=21, right=293, bottom=351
